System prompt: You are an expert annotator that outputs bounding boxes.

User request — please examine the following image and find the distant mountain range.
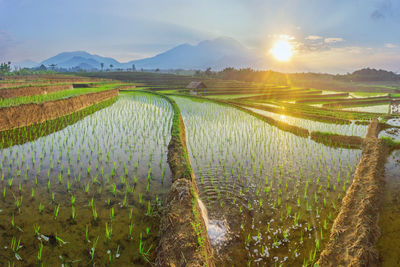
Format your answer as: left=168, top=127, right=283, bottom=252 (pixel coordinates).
left=14, top=37, right=264, bottom=71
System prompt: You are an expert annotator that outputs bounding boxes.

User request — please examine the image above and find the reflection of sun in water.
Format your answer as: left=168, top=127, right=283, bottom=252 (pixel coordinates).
left=270, top=40, right=294, bottom=62
left=280, top=114, right=287, bottom=121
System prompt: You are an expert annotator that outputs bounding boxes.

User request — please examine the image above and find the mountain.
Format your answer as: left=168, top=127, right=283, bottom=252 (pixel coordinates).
left=129, top=37, right=262, bottom=70
left=38, top=37, right=265, bottom=70
left=40, top=51, right=122, bottom=70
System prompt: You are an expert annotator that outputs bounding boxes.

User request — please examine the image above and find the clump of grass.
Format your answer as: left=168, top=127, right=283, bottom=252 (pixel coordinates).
left=380, top=136, right=400, bottom=148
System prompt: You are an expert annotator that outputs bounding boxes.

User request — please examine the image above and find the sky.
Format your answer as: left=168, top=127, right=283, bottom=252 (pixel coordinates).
left=0, top=0, right=399, bottom=73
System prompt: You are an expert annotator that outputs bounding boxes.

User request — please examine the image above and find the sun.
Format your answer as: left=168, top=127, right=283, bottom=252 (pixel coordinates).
left=270, top=40, right=294, bottom=62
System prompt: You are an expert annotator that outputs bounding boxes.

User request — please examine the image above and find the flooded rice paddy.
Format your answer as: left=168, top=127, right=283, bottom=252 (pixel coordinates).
left=377, top=150, right=400, bottom=266
left=244, top=107, right=368, bottom=137
left=0, top=92, right=173, bottom=266
left=342, top=104, right=389, bottom=114
left=173, top=96, right=362, bottom=266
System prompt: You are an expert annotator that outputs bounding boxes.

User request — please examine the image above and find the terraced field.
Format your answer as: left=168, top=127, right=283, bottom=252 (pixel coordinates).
left=1, top=73, right=399, bottom=266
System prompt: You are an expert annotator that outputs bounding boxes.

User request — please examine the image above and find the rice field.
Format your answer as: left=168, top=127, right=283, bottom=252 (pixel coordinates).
left=377, top=150, right=400, bottom=267
left=0, top=92, right=173, bottom=266
left=244, top=107, right=368, bottom=137
left=1, top=72, right=399, bottom=266
left=342, top=104, right=389, bottom=113
left=172, top=96, right=362, bottom=266
left=0, top=84, right=122, bottom=108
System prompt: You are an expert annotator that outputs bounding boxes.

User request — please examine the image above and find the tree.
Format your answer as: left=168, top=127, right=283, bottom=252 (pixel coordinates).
left=100, top=62, right=104, bottom=71
left=0, top=62, right=11, bottom=74
left=205, top=67, right=212, bottom=76
left=49, top=64, right=57, bottom=71
left=132, top=64, right=136, bottom=71
left=155, top=68, right=160, bottom=72
left=109, top=64, right=113, bottom=71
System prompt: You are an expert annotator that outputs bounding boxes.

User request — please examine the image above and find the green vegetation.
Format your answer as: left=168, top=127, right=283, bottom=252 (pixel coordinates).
left=0, top=84, right=120, bottom=108
left=381, top=136, right=400, bottom=148
left=1, top=73, right=399, bottom=266
left=0, top=90, right=174, bottom=265
left=173, top=96, right=362, bottom=266
left=0, top=96, right=117, bottom=149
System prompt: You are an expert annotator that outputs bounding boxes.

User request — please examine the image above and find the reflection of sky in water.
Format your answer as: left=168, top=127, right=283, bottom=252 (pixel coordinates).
left=379, top=118, right=400, bottom=141
left=245, top=107, right=368, bottom=137
left=174, top=96, right=362, bottom=266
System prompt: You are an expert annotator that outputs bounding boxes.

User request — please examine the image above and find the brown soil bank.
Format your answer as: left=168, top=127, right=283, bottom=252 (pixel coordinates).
left=318, top=119, right=389, bottom=267
left=0, top=84, right=72, bottom=99
left=155, top=95, right=214, bottom=267
left=310, top=132, right=363, bottom=149
left=0, top=89, right=119, bottom=131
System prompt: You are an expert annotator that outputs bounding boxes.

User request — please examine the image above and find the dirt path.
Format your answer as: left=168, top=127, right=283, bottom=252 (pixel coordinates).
left=154, top=96, right=214, bottom=267
left=318, top=119, right=389, bottom=266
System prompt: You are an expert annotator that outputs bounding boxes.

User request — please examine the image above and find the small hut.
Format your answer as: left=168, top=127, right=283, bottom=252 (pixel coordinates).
left=186, top=81, right=207, bottom=95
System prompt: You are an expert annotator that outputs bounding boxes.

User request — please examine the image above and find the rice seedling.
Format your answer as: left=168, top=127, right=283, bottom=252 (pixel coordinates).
left=0, top=91, right=174, bottom=264
left=172, top=96, right=362, bottom=266
left=92, top=206, right=98, bottom=222
left=37, top=242, right=43, bottom=263
left=89, top=236, right=99, bottom=262
left=38, top=203, right=44, bottom=214
left=54, top=204, right=60, bottom=220
left=105, top=222, right=112, bottom=243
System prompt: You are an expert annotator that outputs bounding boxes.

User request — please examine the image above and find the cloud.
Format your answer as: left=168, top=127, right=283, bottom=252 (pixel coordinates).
left=305, top=35, right=323, bottom=40
left=371, top=10, right=385, bottom=20
left=371, top=0, right=400, bottom=20
left=384, top=43, right=398, bottom=48
left=291, top=45, right=400, bottom=73
left=324, top=37, right=344, bottom=43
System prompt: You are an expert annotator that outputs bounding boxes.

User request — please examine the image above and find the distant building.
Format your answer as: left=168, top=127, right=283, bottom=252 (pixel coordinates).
left=186, top=81, right=207, bottom=95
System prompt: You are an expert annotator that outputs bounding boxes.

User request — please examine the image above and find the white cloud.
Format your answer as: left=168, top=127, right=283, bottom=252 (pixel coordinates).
left=324, top=37, right=344, bottom=43
left=289, top=45, right=400, bottom=73
left=385, top=43, right=398, bottom=48
left=305, top=35, right=323, bottom=40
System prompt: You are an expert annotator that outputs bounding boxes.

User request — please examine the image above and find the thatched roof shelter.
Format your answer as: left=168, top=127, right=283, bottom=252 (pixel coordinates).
left=186, top=81, right=207, bottom=89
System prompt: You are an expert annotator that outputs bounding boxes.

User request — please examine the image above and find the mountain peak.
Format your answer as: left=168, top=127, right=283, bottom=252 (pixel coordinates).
left=38, top=37, right=263, bottom=70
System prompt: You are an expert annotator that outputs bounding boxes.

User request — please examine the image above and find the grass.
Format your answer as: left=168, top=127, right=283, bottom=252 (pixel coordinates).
left=0, top=83, right=120, bottom=108
left=381, top=136, right=400, bottom=148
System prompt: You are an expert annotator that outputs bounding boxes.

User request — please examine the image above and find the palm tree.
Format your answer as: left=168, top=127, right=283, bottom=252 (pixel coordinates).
left=100, top=62, right=104, bottom=71
left=49, top=64, right=57, bottom=71
left=109, top=64, right=113, bottom=71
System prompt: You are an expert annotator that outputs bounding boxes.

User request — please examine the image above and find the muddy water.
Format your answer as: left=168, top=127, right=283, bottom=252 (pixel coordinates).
left=377, top=150, right=400, bottom=266
left=380, top=118, right=400, bottom=141
left=173, top=96, right=362, bottom=266
left=0, top=92, right=173, bottom=266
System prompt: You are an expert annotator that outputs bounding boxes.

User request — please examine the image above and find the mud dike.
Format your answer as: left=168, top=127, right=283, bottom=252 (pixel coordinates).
left=154, top=94, right=214, bottom=267
left=318, top=119, right=388, bottom=267
left=0, top=89, right=119, bottom=131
